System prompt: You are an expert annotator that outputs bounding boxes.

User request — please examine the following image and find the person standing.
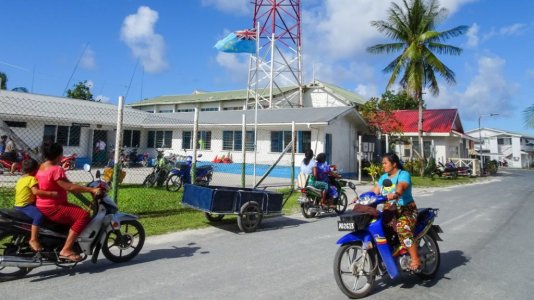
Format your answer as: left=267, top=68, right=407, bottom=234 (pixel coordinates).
left=4, top=136, right=20, bottom=174
left=95, top=139, right=106, bottom=165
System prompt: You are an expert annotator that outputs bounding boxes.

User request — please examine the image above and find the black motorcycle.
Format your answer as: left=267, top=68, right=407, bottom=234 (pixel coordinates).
left=298, top=171, right=352, bottom=218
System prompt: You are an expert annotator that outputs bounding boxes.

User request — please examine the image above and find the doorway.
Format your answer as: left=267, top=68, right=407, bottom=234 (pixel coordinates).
left=92, top=130, right=108, bottom=166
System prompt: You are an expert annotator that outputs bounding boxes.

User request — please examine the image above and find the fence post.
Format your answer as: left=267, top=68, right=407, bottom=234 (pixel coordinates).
left=291, top=121, right=295, bottom=190
left=191, top=107, right=199, bottom=183
left=112, top=96, right=125, bottom=204
left=358, top=135, right=362, bottom=183
left=241, top=114, right=246, bottom=188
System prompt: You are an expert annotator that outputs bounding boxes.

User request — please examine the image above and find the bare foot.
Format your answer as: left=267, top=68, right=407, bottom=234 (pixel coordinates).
left=58, top=251, right=83, bottom=262
left=409, top=259, right=421, bottom=271
left=29, top=240, right=43, bottom=252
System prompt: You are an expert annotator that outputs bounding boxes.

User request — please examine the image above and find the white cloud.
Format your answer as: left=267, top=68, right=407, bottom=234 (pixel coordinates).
left=80, top=46, right=96, bottom=69
left=95, top=95, right=110, bottom=103
left=355, top=84, right=378, bottom=99
left=426, top=56, right=518, bottom=120
left=201, top=0, right=250, bottom=15
left=120, top=6, right=168, bottom=73
left=483, top=23, right=527, bottom=41
left=215, top=52, right=249, bottom=83
left=466, top=23, right=479, bottom=48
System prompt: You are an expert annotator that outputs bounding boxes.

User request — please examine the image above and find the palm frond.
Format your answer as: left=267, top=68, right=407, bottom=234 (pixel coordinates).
left=431, top=25, right=469, bottom=42
left=427, top=42, right=463, bottom=56
left=370, top=21, right=405, bottom=41
left=524, top=105, right=534, bottom=128
left=424, top=51, right=456, bottom=84
left=367, top=43, right=405, bottom=55
left=424, top=64, right=440, bottom=96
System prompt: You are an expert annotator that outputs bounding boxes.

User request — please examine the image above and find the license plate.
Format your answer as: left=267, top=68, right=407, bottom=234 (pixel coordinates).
left=337, top=221, right=355, bottom=231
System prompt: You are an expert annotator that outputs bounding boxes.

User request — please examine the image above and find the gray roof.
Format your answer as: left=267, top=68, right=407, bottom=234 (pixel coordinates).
left=0, top=90, right=363, bottom=129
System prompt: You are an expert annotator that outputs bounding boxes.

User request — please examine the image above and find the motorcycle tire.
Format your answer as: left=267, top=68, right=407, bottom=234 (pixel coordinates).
left=333, top=243, right=376, bottom=299
left=334, top=193, right=348, bottom=214
left=166, top=174, right=183, bottom=192
left=102, top=220, right=145, bottom=263
left=143, top=173, right=157, bottom=188
left=301, top=201, right=317, bottom=218
left=416, top=233, right=441, bottom=279
left=0, top=232, right=33, bottom=281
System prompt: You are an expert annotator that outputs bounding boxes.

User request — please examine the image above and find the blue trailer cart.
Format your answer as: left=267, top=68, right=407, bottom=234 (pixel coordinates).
left=182, top=184, right=284, bottom=233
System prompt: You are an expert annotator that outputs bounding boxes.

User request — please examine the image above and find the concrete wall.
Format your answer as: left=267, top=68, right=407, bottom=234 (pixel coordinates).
left=303, top=88, right=347, bottom=108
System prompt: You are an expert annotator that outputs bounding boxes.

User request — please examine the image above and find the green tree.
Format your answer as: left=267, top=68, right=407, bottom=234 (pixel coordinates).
left=524, top=104, right=534, bottom=128
left=66, top=81, right=94, bottom=101
left=0, top=72, right=7, bottom=90
left=12, top=87, right=29, bottom=93
left=380, top=90, right=421, bottom=110
left=367, top=0, right=467, bottom=174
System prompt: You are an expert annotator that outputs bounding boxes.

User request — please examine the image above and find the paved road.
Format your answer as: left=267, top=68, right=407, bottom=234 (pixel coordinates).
left=2, top=169, right=534, bottom=299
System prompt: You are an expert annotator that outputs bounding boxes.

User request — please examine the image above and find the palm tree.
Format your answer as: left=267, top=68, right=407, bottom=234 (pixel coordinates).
left=524, top=105, right=534, bottom=128
left=367, top=0, right=467, bottom=173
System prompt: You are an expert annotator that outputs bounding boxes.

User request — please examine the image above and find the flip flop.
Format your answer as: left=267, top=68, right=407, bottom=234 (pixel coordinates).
left=409, top=261, right=422, bottom=272
left=58, top=253, right=83, bottom=262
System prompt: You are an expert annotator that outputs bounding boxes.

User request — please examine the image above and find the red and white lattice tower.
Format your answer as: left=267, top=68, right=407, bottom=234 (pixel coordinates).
left=247, top=0, right=303, bottom=109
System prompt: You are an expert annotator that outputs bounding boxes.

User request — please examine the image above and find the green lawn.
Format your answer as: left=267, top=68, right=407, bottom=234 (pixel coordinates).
left=0, top=185, right=301, bottom=236
left=411, top=175, right=475, bottom=187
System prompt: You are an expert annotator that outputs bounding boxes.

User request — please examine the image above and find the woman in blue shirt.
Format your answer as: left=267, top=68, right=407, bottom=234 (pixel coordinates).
left=372, top=152, right=420, bottom=271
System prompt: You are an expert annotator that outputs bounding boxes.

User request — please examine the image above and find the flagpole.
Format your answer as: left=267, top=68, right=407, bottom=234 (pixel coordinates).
left=253, top=21, right=260, bottom=188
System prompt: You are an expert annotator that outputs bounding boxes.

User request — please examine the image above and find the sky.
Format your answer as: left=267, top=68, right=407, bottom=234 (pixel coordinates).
left=0, top=0, right=533, bottom=135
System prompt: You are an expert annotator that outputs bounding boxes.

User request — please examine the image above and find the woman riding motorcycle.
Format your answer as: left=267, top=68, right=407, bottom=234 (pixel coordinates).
left=372, top=152, right=421, bottom=271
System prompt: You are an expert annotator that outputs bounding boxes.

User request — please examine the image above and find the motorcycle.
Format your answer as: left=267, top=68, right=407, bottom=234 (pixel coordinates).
left=0, top=164, right=145, bottom=281
left=432, top=161, right=458, bottom=179
left=333, top=181, right=442, bottom=299
left=298, top=167, right=350, bottom=218
left=165, top=156, right=214, bottom=192
left=0, top=157, right=22, bottom=173
left=61, top=153, right=77, bottom=170
left=143, top=156, right=173, bottom=188
left=139, top=152, right=150, bottom=167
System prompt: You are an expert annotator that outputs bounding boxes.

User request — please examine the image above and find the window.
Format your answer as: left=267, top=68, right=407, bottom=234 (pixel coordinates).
left=146, top=130, right=173, bottom=148
left=404, top=148, right=411, bottom=157
left=158, top=109, right=173, bottom=113
left=123, top=130, right=141, bottom=147
left=297, top=131, right=311, bottom=153
left=182, top=131, right=212, bottom=150
left=223, top=107, right=243, bottom=111
left=200, top=107, right=218, bottom=112
left=271, top=131, right=292, bottom=152
left=4, top=121, right=26, bottom=128
left=176, top=108, right=194, bottom=112
left=43, top=125, right=81, bottom=146
left=498, top=138, right=511, bottom=145
left=223, top=131, right=255, bottom=151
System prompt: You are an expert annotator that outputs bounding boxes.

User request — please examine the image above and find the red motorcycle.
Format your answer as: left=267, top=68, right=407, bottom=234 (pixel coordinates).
left=61, top=153, right=77, bottom=170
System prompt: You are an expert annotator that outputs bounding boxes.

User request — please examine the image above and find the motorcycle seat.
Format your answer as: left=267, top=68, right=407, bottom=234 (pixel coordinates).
left=0, top=208, right=69, bottom=233
left=306, top=186, right=323, bottom=194
left=416, top=208, right=433, bottom=225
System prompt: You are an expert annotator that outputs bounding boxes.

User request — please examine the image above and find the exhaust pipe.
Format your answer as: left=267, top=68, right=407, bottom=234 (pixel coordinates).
left=0, top=256, right=42, bottom=268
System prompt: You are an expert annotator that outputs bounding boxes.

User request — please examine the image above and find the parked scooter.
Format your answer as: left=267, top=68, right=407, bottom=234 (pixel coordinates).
left=61, top=153, right=77, bottom=170
left=0, top=164, right=145, bottom=281
left=298, top=166, right=350, bottom=218
left=165, top=155, right=214, bottom=192
left=333, top=183, right=442, bottom=298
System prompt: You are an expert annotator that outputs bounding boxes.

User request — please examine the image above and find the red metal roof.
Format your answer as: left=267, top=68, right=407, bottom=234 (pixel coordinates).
left=393, top=109, right=461, bottom=133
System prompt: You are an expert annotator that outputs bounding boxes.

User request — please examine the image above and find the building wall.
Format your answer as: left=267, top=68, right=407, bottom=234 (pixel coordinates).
left=303, top=89, right=347, bottom=108
left=327, top=115, right=358, bottom=173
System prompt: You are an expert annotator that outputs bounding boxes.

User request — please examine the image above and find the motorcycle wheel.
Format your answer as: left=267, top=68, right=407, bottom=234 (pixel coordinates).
left=102, top=220, right=145, bottom=263
left=166, top=174, right=183, bottom=192
left=205, top=213, right=224, bottom=222
left=335, top=193, right=348, bottom=214
left=301, top=200, right=317, bottom=218
left=416, top=234, right=441, bottom=279
left=143, top=173, right=157, bottom=188
left=334, top=243, right=376, bottom=299
left=0, top=232, right=33, bottom=281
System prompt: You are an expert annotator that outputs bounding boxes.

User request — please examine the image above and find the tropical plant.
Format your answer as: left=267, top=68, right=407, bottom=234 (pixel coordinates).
left=524, top=104, right=534, bottom=128
left=0, top=71, right=7, bottom=89
left=66, top=80, right=94, bottom=101
left=364, top=163, right=384, bottom=183
left=367, top=0, right=468, bottom=175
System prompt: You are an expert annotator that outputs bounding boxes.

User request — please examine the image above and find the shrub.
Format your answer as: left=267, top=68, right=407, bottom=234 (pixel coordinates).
left=485, top=160, right=499, bottom=175
left=424, top=157, right=437, bottom=177
left=364, top=163, right=383, bottom=183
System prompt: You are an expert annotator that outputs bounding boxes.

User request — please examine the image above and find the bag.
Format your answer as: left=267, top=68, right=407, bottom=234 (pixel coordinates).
left=352, top=204, right=379, bottom=218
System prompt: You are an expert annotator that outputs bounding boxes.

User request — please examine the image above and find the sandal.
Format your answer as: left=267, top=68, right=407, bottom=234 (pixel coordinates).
left=409, top=260, right=422, bottom=272
left=58, top=252, right=83, bottom=262
left=29, top=240, right=44, bottom=252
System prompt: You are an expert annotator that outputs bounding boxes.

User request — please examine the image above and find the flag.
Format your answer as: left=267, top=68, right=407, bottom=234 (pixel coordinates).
left=214, top=29, right=257, bottom=54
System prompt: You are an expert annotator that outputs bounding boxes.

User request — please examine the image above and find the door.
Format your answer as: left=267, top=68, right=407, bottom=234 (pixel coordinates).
left=92, top=130, right=108, bottom=165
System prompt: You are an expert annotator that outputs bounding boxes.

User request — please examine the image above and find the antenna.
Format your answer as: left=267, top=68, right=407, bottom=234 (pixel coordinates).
left=124, top=59, right=139, bottom=100
left=63, top=43, right=89, bottom=96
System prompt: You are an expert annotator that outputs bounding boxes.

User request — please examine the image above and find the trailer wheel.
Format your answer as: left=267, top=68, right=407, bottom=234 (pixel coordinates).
left=237, top=201, right=262, bottom=233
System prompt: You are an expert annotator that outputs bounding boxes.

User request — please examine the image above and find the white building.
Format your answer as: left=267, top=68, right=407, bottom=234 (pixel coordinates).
left=465, top=128, right=534, bottom=169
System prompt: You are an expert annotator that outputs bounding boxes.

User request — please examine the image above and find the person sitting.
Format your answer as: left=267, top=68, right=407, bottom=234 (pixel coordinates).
left=35, top=141, right=101, bottom=262
left=300, top=149, right=316, bottom=176
left=311, top=153, right=336, bottom=208
left=14, top=158, right=58, bottom=251
left=372, top=152, right=420, bottom=271
left=4, top=136, right=20, bottom=174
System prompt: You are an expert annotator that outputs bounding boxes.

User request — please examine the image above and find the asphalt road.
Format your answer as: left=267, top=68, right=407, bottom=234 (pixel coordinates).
left=2, top=169, right=534, bottom=299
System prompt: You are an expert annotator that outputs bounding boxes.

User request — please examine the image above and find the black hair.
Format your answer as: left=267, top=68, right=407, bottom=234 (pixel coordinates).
left=382, top=152, right=403, bottom=170
left=303, top=149, right=314, bottom=165
left=22, top=158, right=39, bottom=174
left=316, top=153, right=326, bottom=163
left=40, top=141, right=63, bottom=161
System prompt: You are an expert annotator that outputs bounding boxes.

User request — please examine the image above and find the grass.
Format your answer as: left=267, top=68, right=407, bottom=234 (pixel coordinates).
left=0, top=185, right=301, bottom=237
left=411, top=175, right=476, bottom=187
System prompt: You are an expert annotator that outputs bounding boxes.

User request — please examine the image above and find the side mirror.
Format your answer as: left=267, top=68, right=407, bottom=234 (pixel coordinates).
left=95, top=170, right=101, bottom=179
left=83, top=164, right=91, bottom=172
left=348, top=182, right=356, bottom=190
left=197, top=154, right=203, bottom=158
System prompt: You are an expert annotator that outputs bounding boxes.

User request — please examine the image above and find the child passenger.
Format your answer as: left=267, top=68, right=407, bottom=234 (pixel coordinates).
left=14, top=158, right=57, bottom=251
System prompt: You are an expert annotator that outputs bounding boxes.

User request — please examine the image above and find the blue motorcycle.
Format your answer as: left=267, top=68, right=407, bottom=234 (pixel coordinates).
left=165, top=157, right=214, bottom=192
left=334, top=188, right=443, bottom=298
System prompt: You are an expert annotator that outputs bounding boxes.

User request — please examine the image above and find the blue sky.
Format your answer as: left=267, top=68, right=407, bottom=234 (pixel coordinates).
left=1, top=0, right=533, bottom=135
